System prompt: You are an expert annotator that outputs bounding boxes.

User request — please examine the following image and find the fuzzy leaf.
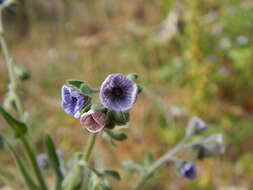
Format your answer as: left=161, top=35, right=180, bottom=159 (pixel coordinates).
left=97, top=182, right=112, bottom=190
left=106, top=130, right=128, bottom=141
left=0, top=133, right=4, bottom=149
left=0, top=105, right=27, bottom=138
left=7, top=143, right=40, bottom=190
left=102, top=169, right=121, bottom=181
left=45, top=134, right=64, bottom=190
left=80, top=83, right=94, bottom=96
left=67, top=79, right=85, bottom=89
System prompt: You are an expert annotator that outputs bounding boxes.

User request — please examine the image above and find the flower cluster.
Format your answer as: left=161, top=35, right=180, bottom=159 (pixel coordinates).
left=61, top=73, right=139, bottom=133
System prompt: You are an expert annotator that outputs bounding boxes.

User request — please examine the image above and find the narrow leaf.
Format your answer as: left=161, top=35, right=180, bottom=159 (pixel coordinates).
left=7, top=143, right=40, bottom=190
left=102, top=169, right=121, bottom=181
left=0, top=105, right=27, bottom=138
left=0, top=133, right=4, bottom=149
left=45, top=134, right=64, bottom=190
left=106, top=130, right=128, bottom=141
left=97, top=182, right=112, bottom=190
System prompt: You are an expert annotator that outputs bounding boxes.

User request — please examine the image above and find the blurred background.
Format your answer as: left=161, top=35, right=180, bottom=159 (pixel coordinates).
left=0, top=0, right=253, bottom=189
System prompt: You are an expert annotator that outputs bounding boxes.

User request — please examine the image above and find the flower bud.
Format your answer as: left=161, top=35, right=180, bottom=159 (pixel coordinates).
left=37, top=154, right=50, bottom=170
left=186, top=117, right=208, bottom=138
left=112, top=111, right=130, bottom=126
left=14, top=64, right=31, bottom=81
left=194, top=133, right=225, bottom=160
left=80, top=111, right=106, bottom=133
left=176, top=161, right=197, bottom=180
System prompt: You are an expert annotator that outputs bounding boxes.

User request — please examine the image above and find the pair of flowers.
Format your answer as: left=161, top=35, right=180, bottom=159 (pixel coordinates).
left=61, top=73, right=138, bottom=133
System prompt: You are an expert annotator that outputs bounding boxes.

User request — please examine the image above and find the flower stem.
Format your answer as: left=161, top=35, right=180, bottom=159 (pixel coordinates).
left=83, top=133, right=97, bottom=161
left=62, top=133, right=98, bottom=190
left=132, top=140, right=197, bottom=190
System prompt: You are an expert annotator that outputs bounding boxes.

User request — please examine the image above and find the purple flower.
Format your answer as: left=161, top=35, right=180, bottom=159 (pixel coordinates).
left=61, top=85, right=88, bottom=119
left=37, top=154, right=50, bottom=170
left=80, top=111, right=106, bottom=133
left=179, top=163, right=197, bottom=179
left=100, top=74, right=138, bottom=112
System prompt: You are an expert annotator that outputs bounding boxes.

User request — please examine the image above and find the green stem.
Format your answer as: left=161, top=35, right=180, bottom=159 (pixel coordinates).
left=0, top=7, right=47, bottom=190
left=0, top=7, right=24, bottom=118
left=132, top=140, right=197, bottom=190
left=21, top=137, right=48, bottom=190
left=83, top=133, right=97, bottom=161
left=62, top=133, right=98, bottom=190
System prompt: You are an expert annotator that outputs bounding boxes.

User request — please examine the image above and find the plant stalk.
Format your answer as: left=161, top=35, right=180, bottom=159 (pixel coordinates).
left=0, top=6, right=47, bottom=190
left=132, top=140, right=197, bottom=190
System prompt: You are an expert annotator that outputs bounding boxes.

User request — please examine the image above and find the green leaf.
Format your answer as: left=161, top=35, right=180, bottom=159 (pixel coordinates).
left=0, top=133, right=4, bottom=149
left=45, top=134, right=64, bottom=190
left=7, top=143, right=40, bottom=190
left=127, top=73, right=139, bottom=81
left=97, top=182, right=112, bottom=190
left=67, top=79, right=85, bottom=89
left=80, top=83, right=94, bottom=96
left=143, top=152, right=154, bottom=169
left=91, top=102, right=106, bottom=112
left=102, top=169, right=121, bottom=181
left=0, top=105, right=27, bottom=138
left=112, top=111, right=129, bottom=126
left=105, top=130, right=128, bottom=141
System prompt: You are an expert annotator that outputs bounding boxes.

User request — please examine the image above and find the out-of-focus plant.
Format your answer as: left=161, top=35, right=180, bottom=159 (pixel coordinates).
left=0, top=1, right=225, bottom=190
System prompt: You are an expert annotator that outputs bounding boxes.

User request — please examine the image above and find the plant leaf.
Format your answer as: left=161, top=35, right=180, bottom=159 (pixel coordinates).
left=80, top=83, right=94, bottom=96
left=45, top=134, right=64, bottom=190
left=97, top=182, right=112, bottom=190
left=105, top=130, right=128, bottom=141
left=102, top=169, right=121, bottom=181
left=67, top=79, right=85, bottom=89
left=7, top=143, right=40, bottom=190
left=0, top=105, right=27, bottom=138
left=0, top=133, right=4, bottom=149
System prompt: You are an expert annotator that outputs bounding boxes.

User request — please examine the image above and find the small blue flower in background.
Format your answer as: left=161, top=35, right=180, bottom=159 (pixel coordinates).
left=0, top=0, right=4, bottom=4
left=37, top=154, right=50, bottom=170
left=179, top=163, right=197, bottom=180
left=61, top=85, right=88, bottom=119
left=100, top=73, right=138, bottom=112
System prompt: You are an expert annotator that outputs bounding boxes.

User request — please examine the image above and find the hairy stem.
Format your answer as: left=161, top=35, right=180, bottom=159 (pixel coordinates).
left=0, top=6, right=47, bottom=190
left=83, top=133, right=97, bottom=161
left=0, top=6, right=24, bottom=118
left=132, top=140, right=197, bottom=190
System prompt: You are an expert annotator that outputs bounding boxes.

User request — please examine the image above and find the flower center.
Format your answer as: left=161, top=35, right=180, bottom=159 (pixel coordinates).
left=72, top=96, right=78, bottom=103
left=112, top=87, right=123, bottom=97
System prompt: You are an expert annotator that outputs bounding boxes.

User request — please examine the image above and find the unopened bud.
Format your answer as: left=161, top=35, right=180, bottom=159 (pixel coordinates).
left=186, top=117, right=208, bottom=137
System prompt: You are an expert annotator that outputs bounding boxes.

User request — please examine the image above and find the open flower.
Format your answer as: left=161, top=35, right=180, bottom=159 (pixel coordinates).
left=80, top=111, right=106, bottom=133
left=179, top=162, right=197, bottom=180
left=61, top=85, right=88, bottom=119
left=100, top=73, right=138, bottom=112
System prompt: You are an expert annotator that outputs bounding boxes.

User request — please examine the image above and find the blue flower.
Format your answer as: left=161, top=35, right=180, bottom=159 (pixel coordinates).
left=179, top=163, right=197, bottom=179
left=100, top=74, right=138, bottom=112
left=61, top=85, right=88, bottom=119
